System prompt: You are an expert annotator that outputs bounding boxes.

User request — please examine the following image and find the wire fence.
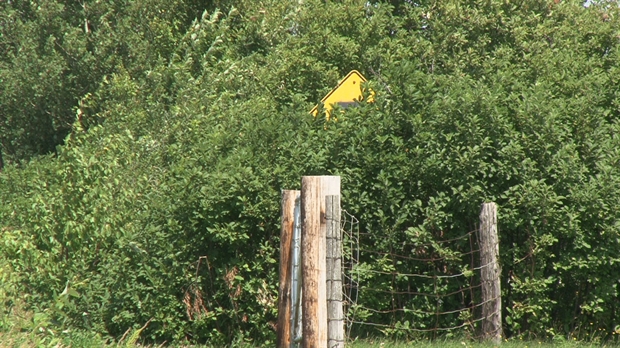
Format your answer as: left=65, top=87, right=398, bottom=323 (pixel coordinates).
left=341, top=211, right=498, bottom=341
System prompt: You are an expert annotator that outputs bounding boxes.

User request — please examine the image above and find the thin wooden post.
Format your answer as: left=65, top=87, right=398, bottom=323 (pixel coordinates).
left=291, top=198, right=303, bottom=345
left=326, top=195, right=344, bottom=348
left=301, top=176, right=340, bottom=348
left=479, top=202, right=502, bottom=343
left=278, top=190, right=300, bottom=348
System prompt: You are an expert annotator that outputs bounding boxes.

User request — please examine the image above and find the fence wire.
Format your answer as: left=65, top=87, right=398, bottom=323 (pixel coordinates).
left=341, top=212, right=500, bottom=341
left=341, top=210, right=360, bottom=340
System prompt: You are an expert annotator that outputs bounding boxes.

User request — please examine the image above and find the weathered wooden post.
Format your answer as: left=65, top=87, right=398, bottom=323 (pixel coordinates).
left=326, top=195, right=344, bottom=348
left=278, top=190, right=300, bottom=348
left=479, top=202, right=502, bottom=343
left=301, top=176, right=340, bottom=348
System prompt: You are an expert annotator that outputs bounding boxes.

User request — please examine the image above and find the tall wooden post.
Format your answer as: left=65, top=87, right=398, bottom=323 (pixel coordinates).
left=326, top=195, right=344, bottom=348
left=301, top=176, right=340, bottom=348
left=278, top=190, right=300, bottom=348
left=479, top=202, right=502, bottom=343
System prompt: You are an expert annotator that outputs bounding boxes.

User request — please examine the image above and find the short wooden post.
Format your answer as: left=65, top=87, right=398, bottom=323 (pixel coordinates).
left=278, top=190, right=300, bottom=348
left=326, top=195, right=344, bottom=348
left=301, top=176, right=340, bottom=348
left=479, top=202, right=502, bottom=343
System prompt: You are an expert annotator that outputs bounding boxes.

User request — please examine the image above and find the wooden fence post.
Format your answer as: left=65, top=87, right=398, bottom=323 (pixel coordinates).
left=479, top=202, right=502, bottom=343
left=326, top=195, right=344, bottom=348
left=301, top=176, right=340, bottom=348
left=278, top=190, right=300, bottom=348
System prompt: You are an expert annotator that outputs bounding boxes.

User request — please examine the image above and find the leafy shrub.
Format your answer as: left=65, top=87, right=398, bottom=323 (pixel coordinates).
left=2, top=0, right=620, bottom=344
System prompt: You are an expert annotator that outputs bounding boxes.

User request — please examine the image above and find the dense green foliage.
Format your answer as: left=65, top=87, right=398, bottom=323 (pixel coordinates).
left=0, top=0, right=208, bottom=163
left=2, top=0, right=620, bottom=345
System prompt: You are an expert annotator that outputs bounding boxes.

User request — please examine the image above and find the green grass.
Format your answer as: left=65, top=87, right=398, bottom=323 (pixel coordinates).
left=1, top=330, right=620, bottom=348
left=348, top=339, right=620, bottom=348
left=0, top=330, right=109, bottom=348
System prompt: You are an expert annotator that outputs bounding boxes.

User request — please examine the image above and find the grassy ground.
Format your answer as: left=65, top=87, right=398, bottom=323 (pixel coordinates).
left=1, top=331, right=619, bottom=348
left=348, top=339, right=618, bottom=348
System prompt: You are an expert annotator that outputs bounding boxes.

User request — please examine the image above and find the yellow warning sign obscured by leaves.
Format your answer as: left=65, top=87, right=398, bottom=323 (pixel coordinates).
left=310, top=70, right=373, bottom=118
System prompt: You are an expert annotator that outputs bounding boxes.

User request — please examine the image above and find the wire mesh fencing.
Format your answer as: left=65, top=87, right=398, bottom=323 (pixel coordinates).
left=277, top=186, right=501, bottom=347
left=341, top=209, right=501, bottom=342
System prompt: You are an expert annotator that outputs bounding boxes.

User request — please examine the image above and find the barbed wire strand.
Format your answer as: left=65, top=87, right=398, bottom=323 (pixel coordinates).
left=348, top=316, right=485, bottom=333
left=347, top=302, right=502, bottom=336
left=356, top=282, right=482, bottom=298
left=353, top=259, right=495, bottom=280
left=348, top=307, right=502, bottom=336
left=356, top=247, right=481, bottom=263
left=349, top=293, right=501, bottom=316
left=356, top=229, right=476, bottom=245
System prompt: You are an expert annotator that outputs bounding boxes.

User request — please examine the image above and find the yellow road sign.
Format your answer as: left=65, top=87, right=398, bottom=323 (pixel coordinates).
left=310, top=70, right=372, bottom=118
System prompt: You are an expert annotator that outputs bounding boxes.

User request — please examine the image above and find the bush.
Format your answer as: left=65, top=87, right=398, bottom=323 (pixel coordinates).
left=2, top=0, right=620, bottom=344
